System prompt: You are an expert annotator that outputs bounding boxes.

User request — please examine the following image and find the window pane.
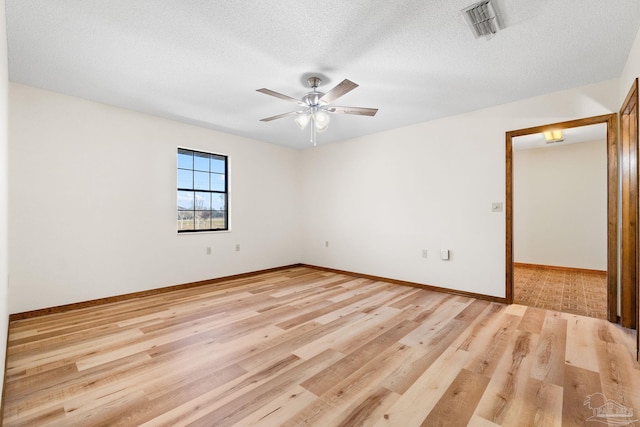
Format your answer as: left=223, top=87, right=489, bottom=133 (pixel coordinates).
left=212, top=193, right=226, bottom=210
left=194, top=171, right=209, bottom=190
left=177, top=211, right=194, bottom=230
left=194, top=192, right=211, bottom=210
left=194, top=152, right=209, bottom=172
left=210, top=173, right=225, bottom=192
left=178, top=149, right=193, bottom=169
left=178, top=191, right=194, bottom=210
left=177, top=169, right=193, bottom=189
left=211, top=211, right=226, bottom=229
left=211, top=157, right=225, bottom=173
left=195, top=210, right=211, bottom=230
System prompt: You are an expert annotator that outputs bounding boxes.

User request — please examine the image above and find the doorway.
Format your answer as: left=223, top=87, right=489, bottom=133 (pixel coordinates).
left=505, top=114, right=618, bottom=322
left=511, top=124, right=608, bottom=319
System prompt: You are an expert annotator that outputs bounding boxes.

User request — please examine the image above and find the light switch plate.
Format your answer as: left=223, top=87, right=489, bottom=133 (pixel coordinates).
left=491, top=202, right=503, bottom=212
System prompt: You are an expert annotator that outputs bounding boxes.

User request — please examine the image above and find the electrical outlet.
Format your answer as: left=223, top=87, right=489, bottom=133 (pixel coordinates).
left=440, top=249, right=450, bottom=260
left=235, top=244, right=240, bottom=252
left=422, top=249, right=428, bottom=258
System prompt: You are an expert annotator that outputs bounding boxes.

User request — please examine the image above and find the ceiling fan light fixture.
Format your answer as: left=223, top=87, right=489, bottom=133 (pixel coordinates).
left=462, top=0, right=501, bottom=39
left=294, top=113, right=310, bottom=130
left=314, top=111, right=331, bottom=132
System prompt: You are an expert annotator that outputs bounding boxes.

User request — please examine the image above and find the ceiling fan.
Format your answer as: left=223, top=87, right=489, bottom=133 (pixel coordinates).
left=257, top=76, right=378, bottom=146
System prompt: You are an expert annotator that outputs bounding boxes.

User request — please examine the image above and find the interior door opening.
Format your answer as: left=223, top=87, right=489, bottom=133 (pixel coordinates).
left=506, top=114, right=618, bottom=323
left=511, top=124, right=609, bottom=319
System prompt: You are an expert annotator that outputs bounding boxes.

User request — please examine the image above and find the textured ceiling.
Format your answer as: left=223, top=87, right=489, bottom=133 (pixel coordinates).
left=5, top=1, right=640, bottom=149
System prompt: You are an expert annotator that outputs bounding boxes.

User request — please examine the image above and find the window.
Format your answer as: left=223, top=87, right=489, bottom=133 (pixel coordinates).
left=177, top=148, right=228, bottom=232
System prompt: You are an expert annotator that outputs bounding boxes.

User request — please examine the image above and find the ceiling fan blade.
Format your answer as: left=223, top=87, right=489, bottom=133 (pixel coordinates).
left=328, top=106, right=378, bottom=116
left=256, top=88, right=305, bottom=106
left=320, top=79, right=359, bottom=104
left=259, top=111, right=304, bottom=122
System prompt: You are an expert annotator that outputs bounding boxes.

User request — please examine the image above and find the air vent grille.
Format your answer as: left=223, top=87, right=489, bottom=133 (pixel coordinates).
left=462, top=0, right=501, bottom=38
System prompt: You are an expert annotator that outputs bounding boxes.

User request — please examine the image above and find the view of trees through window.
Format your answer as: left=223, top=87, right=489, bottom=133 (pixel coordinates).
left=177, top=148, right=228, bottom=232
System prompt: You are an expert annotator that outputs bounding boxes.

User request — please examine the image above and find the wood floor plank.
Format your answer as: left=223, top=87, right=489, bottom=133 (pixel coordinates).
left=400, top=296, right=472, bottom=348
left=281, top=342, right=409, bottom=427
left=3, top=267, right=639, bottom=427
left=228, top=385, right=317, bottom=427
left=313, top=290, right=399, bottom=325
left=389, top=288, right=434, bottom=309
left=139, top=350, right=342, bottom=426
left=372, top=346, right=470, bottom=427
left=236, top=311, right=366, bottom=373
left=332, top=304, right=427, bottom=356
left=562, top=364, right=603, bottom=426
left=300, top=320, right=419, bottom=396
left=75, top=308, right=262, bottom=371
left=517, top=306, right=546, bottom=334
left=382, top=311, right=477, bottom=395
left=530, top=315, right=565, bottom=387
left=331, top=386, right=399, bottom=427
left=467, top=414, right=501, bottom=427
left=161, top=349, right=344, bottom=427
left=7, top=328, right=146, bottom=379
left=5, top=352, right=152, bottom=417
left=463, top=311, right=521, bottom=378
left=503, top=303, right=528, bottom=317
left=452, top=302, right=505, bottom=351
left=3, top=404, right=67, bottom=426
left=292, top=305, right=403, bottom=360
left=473, top=329, right=537, bottom=424
left=275, top=286, right=390, bottom=330
left=62, top=389, right=149, bottom=426
left=500, top=378, right=563, bottom=427
left=420, top=368, right=491, bottom=427
left=593, top=321, right=640, bottom=413
left=111, top=363, right=248, bottom=426
left=563, top=313, right=601, bottom=372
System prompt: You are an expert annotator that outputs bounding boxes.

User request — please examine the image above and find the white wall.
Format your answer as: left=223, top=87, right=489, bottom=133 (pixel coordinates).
left=513, top=140, right=607, bottom=270
left=8, top=84, right=301, bottom=314
left=0, top=0, right=9, bottom=400
left=300, top=79, right=619, bottom=298
left=620, top=26, right=640, bottom=103
left=6, top=78, right=622, bottom=311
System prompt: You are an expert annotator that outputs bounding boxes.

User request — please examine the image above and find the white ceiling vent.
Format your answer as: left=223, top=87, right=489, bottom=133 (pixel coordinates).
left=462, top=0, right=501, bottom=39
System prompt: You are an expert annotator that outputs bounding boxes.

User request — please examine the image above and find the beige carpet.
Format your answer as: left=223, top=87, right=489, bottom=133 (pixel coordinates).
left=514, top=263, right=607, bottom=320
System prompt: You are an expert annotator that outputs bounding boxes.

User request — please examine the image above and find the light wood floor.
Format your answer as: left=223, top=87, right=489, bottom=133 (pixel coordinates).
left=3, top=267, right=639, bottom=426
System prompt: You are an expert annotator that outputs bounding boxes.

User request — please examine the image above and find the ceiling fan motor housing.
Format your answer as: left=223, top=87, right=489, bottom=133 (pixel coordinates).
left=303, top=77, right=324, bottom=107
left=307, top=76, right=321, bottom=89
left=302, top=91, right=324, bottom=107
